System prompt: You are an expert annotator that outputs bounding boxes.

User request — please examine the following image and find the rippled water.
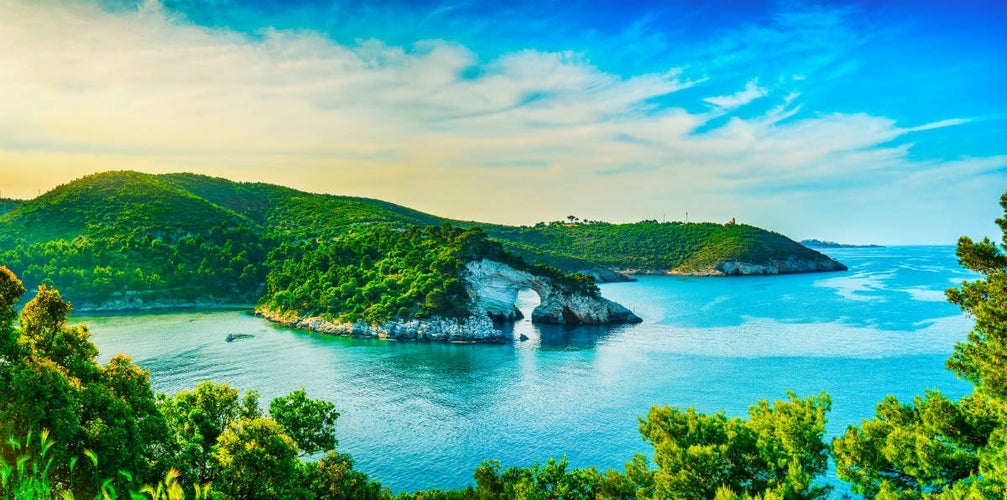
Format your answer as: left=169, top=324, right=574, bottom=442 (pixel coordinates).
left=79, top=246, right=975, bottom=494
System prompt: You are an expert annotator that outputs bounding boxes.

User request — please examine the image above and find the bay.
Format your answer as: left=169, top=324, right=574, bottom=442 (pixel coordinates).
left=79, top=245, right=975, bottom=494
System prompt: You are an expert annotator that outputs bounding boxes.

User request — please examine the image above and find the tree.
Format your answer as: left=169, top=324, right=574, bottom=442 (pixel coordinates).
left=19, top=285, right=97, bottom=378
left=159, top=381, right=260, bottom=485
left=269, top=388, right=339, bottom=457
left=471, top=457, right=616, bottom=500
left=832, top=190, right=1007, bottom=498
left=0, top=271, right=170, bottom=495
left=639, top=392, right=831, bottom=499
left=304, top=451, right=385, bottom=500
left=0, top=266, right=25, bottom=360
left=214, top=417, right=301, bottom=499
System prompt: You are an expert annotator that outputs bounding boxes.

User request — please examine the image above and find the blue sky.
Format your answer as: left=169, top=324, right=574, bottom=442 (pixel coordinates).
left=1, top=0, right=1005, bottom=244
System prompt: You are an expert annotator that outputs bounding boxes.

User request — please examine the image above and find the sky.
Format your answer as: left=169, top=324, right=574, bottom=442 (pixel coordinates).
left=0, top=0, right=1005, bottom=245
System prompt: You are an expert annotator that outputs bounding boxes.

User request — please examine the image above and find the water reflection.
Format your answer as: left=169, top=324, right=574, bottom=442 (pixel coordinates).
left=499, top=322, right=627, bottom=350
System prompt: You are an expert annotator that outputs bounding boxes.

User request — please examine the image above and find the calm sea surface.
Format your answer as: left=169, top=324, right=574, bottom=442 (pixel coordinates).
left=79, top=246, right=975, bottom=494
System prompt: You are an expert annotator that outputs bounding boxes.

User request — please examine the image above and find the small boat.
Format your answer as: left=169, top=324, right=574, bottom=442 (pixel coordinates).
left=226, top=333, right=236, bottom=342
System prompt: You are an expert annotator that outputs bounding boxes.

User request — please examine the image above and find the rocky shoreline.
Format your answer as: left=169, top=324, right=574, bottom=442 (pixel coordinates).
left=256, top=307, right=507, bottom=342
left=622, top=256, right=848, bottom=277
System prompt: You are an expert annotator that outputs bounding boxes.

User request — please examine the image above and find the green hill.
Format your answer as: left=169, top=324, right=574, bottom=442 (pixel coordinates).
left=0, top=198, right=21, bottom=217
left=160, top=172, right=443, bottom=239
left=0, top=172, right=269, bottom=307
left=0, top=171, right=256, bottom=245
left=484, top=220, right=844, bottom=274
left=0, top=171, right=844, bottom=314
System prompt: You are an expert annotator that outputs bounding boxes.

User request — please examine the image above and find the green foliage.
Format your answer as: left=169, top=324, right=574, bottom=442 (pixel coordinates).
left=136, top=468, right=211, bottom=500
left=259, top=223, right=580, bottom=323
left=0, top=429, right=65, bottom=500
left=0, top=268, right=388, bottom=499
left=466, top=456, right=641, bottom=500
left=0, top=199, right=20, bottom=218
left=158, top=381, right=260, bottom=486
left=483, top=220, right=834, bottom=273
left=0, top=266, right=26, bottom=358
left=269, top=389, right=339, bottom=457
left=213, top=417, right=301, bottom=499
left=0, top=172, right=269, bottom=308
left=832, top=392, right=993, bottom=498
left=639, top=392, right=832, bottom=499
left=160, top=173, right=443, bottom=237
left=303, top=451, right=385, bottom=500
left=158, top=379, right=379, bottom=499
left=832, top=190, right=1007, bottom=498
left=0, top=273, right=171, bottom=497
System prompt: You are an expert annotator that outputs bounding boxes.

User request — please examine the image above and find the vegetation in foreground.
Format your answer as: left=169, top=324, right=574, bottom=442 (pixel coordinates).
left=3, top=189, right=1005, bottom=499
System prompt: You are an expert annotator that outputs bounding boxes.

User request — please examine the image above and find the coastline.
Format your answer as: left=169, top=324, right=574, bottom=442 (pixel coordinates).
left=70, top=299, right=257, bottom=314
left=618, top=257, right=848, bottom=277
left=255, top=307, right=508, bottom=343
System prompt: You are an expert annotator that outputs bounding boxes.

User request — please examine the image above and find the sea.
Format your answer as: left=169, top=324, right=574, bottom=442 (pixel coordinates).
left=78, top=245, right=976, bottom=495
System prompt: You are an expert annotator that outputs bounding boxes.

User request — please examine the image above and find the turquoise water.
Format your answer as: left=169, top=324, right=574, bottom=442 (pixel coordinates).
left=79, top=246, right=975, bottom=494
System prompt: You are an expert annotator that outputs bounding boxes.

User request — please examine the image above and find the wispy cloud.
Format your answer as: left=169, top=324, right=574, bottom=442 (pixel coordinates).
left=703, top=79, right=768, bottom=109
left=903, top=118, right=972, bottom=133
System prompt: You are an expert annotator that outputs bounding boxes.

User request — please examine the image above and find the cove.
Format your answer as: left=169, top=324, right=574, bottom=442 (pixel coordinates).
left=79, top=246, right=974, bottom=494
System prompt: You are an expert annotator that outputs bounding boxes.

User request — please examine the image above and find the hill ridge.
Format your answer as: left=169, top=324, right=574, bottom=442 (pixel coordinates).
left=0, top=171, right=845, bottom=319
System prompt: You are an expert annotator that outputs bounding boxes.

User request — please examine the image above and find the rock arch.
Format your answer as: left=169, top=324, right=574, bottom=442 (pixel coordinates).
left=464, top=260, right=641, bottom=325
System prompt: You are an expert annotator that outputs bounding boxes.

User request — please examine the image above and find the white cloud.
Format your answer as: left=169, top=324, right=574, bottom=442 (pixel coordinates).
left=703, top=79, right=769, bottom=109
left=903, top=118, right=972, bottom=133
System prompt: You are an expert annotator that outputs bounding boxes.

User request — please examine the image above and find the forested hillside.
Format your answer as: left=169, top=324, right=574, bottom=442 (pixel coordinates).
left=0, top=198, right=20, bottom=217
left=0, top=171, right=843, bottom=315
left=483, top=219, right=839, bottom=274
left=160, top=172, right=444, bottom=239
left=261, top=223, right=596, bottom=323
left=0, top=172, right=268, bottom=308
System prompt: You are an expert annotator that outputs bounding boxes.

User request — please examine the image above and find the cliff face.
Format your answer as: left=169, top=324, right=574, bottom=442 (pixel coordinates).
left=713, top=255, right=848, bottom=276
left=649, top=255, right=848, bottom=276
left=465, top=260, right=642, bottom=325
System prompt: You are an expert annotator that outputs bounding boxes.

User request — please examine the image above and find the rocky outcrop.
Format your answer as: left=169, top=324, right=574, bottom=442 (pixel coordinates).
left=712, top=256, right=847, bottom=275
left=636, top=256, right=848, bottom=277
left=577, top=268, right=636, bottom=283
left=256, top=308, right=506, bottom=342
left=465, top=260, right=642, bottom=325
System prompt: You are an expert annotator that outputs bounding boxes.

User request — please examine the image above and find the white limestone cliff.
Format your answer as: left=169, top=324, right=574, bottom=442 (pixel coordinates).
left=464, top=260, right=641, bottom=325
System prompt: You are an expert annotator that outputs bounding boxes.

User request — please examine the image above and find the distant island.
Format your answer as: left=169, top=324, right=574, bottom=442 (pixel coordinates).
left=800, top=239, right=884, bottom=248
left=0, top=171, right=845, bottom=340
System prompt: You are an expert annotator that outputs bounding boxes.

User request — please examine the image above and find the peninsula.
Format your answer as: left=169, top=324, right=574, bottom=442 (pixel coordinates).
left=0, top=171, right=844, bottom=340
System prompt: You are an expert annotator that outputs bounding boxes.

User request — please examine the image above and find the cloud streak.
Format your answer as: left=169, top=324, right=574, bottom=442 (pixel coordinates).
left=704, top=80, right=768, bottom=109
